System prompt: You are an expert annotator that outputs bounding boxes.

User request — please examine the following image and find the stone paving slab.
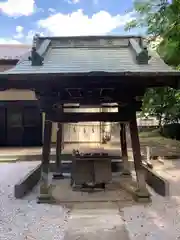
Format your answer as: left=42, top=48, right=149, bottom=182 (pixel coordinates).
left=64, top=204, right=130, bottom=240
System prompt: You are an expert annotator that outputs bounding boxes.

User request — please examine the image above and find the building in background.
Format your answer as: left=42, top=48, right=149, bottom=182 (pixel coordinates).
left=0, top=44, right=30, bottom=71
left=0, top=44, right=43, bottom=147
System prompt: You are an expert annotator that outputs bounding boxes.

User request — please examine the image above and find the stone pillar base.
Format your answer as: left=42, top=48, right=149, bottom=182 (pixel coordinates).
left=122, top=155, right=130, bottom=176
left=134, top=188, right=151, bottom=202
left=52, top=172, right=64, bottom=180
left=121, top=169, right=131, bottom=176
left=72, top=185, right=82, bottom=191
left=136, top=169, right=147, bottom=190
left=37, top=194, right=56, bottom=204
left=37, top=183, right=55, bottom=203
left=134, top=170, right=151, bottom=202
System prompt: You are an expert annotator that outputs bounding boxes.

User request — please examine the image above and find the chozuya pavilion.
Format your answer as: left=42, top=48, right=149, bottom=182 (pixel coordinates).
left=0, top=34, right=179, bottom=203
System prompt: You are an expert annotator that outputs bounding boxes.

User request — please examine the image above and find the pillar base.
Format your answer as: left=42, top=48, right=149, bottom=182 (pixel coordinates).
left=121, top=170, right=131, bottom=176
left=72, top=183, right=82, bottom=191
left=37, top=194, right=56, bottom=204
left=122, top=156, right=130, bottom=176
left=134, top=188, right=151, bottom=202
left=52, top=172, right=64, bottom=180
left=37, top=183, right=55, bottom=204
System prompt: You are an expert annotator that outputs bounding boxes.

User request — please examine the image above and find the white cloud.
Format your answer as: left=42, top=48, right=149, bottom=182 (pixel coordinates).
left=14, top=25, right=24, bottom=39
left=65, top=0, right=80, bottom=4
left=0, top=38, right=21, bottom=44
left=48, top=8, right=56, bottom=13
left=72, top=0, right=80, bottom=3
left=26, top=30, right=36, bottom=40
left=25, top=30, right=44, bottom=43
left=38, top=9, right=135, bottom=36
left=0, top=0, right=35, bottom=17
left=16, top=26, right=24, bottom=33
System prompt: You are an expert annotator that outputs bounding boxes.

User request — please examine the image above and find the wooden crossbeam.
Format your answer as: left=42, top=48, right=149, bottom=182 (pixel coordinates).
left=63, top=104, right=118, bottom=108
left=46, top=103, right=141, bottom=122
left=47, top=111, right=132, bottom=122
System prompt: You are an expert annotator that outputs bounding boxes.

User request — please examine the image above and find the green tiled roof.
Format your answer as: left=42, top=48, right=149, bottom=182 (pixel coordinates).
left=1, top=35, right=179, bottom=75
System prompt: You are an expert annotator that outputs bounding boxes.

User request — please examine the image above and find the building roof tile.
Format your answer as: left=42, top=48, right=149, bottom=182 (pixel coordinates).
left=0, top=44, right=30, bottom=60
left=1, top=36, right=179, bottom=76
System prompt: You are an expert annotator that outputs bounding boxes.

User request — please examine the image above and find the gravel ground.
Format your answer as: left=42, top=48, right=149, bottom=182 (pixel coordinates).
left=122, top=162, right=180, bottom=240
left=0, top=162, right=70, bottom=240
left=2, top=161, right=180, bottom=240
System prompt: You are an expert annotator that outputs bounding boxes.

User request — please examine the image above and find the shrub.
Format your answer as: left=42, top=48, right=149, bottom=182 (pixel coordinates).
left=161, top=123, right=180, bottom=140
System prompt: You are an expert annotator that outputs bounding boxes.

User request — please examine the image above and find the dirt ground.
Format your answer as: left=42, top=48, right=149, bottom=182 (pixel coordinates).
left=138, top=129, right=180, bottom=157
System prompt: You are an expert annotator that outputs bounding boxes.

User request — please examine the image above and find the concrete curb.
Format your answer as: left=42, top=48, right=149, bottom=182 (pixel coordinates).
left=151, top=155, right=180, bottom=160
left=142, top=165, right=169, bottom=196
left=14, top=161, right=123, bottom=199
left=14, top=164, right=41, bottom=199
left=14, top=161, right=170, bottom=199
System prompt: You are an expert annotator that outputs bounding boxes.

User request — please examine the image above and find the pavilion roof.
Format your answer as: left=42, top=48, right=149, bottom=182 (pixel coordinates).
left=0, top=35, right=179, bottom=77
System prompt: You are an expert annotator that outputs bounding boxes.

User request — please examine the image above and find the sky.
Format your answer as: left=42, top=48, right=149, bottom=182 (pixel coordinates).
left=0, top=0, right=143, bottom=45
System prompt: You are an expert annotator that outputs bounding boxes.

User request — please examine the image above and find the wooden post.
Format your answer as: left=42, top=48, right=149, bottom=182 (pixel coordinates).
left=53, top=123, right=64, bottom=179
left=146, top=146, right=153, bottom=169
left=120, top=123, right=130, bottom=175
left=37, top=115, right=54, bottom=203
left=62, top=124, right=64, bottom=150
left=129, top=111, right=150, bottom=199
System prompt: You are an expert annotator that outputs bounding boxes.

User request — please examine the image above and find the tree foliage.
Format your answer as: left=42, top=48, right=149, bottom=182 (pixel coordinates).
left=142, top=87, right=180, bottom=126
left=125, top=0, right=180, bottom=126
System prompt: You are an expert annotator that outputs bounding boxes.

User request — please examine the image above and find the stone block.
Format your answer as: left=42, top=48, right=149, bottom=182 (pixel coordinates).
left=14, top=164, right=41, bottom=198
left=142, top=165, right=169, bottom=196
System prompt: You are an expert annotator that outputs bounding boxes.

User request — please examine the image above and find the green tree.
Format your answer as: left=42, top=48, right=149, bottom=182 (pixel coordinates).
left=141, top=87, right=180, bottom=127
left=125, top=0, right=180, bottom=65
left=125, top=0, right=180, bottom=126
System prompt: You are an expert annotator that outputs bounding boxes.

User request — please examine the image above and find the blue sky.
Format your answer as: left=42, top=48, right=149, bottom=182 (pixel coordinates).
left=0, top=0, right=143, bottom=44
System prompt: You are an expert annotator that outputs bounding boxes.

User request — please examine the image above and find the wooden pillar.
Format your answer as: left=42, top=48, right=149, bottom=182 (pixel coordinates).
left=37, top=115, right=53, bottom=203
left=53, top=123, right=64, bottom=179
left=129, top=111, right=150, bottom=199
left=61, top=124, right=64, bottom=150
left=120, top=123, right=130, bottom=175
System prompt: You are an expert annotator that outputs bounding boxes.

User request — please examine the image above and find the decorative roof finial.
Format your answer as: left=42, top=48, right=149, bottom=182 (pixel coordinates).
left=28, top=33, right=44, bottom=66
left=33, top=33, right=40, bottom=48
left=129, top=38, right=151, bottom=64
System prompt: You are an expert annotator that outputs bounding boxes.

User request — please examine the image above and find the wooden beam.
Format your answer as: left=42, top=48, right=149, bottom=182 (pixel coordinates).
left=47, top=105, right=137, bottom=122
left=38, top=93, right=142, bottom=112
left=120, top=123, right=130, bottom=175
left=39, top=87, right=144, bottom=103
left=129, top=112, right=143, bottom=173
left=53, top=123, right=64, bottom=179
left=0, top=74, right=178, bottom=91
left=63, top=104, right=119, bottom=108
left=47, top=112, right=130, bottom=122
left=129, top=110, right=150, bottom=199
left=45, top=102, right=142, bottom=122
left=56, top=123, right=62, bottom=169
left=37, top=115, right=53, bottom=203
